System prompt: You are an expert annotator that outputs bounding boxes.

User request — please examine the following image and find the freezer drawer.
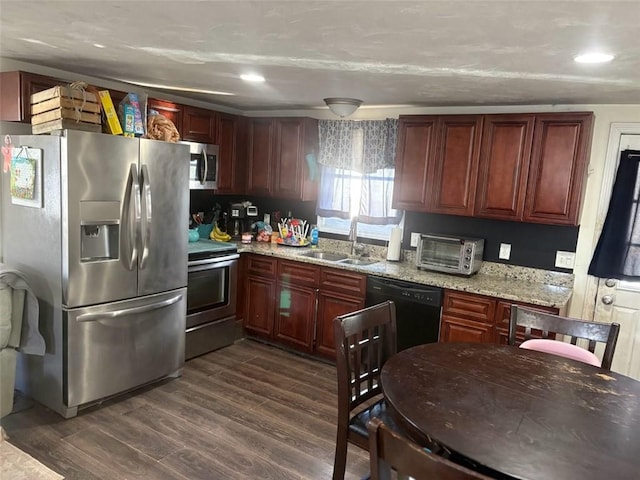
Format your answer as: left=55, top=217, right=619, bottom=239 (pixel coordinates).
left=64, top=288, right=186, bottom=408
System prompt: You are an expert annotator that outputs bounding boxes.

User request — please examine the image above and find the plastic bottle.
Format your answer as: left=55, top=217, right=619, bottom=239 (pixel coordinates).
left=310, top=225, right=319, bottom=246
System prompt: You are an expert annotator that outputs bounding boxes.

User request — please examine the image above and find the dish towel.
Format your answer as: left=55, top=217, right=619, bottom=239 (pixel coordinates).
left=0, top=264, right=45, bottom=356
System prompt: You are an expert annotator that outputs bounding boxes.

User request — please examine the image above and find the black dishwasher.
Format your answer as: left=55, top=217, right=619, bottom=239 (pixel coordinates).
left=365, top=276, right=443, bottom=351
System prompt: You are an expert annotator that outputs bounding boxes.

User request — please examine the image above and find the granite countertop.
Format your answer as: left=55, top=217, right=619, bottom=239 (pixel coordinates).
left=236, top=241, right=573, bottom=309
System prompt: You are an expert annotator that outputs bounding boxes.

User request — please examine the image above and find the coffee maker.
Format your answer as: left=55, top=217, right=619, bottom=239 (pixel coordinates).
left=229, top=203, right=259, bottom=239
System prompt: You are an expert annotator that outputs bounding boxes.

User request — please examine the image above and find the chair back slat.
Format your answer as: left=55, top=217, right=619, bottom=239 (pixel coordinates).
left=335, top=301, right=397, bottom=417
left=368, top=418, right=491, bottom=480
left=508, top=305, right=620, bottom=370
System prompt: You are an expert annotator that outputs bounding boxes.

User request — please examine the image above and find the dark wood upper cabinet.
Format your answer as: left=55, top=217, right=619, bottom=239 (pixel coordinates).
left=274, top=117, right=318, bottom=201
left=0, top=71, right=65, bottom=122
left=474, top=114, right=535, bottom=220
left=247, top=118, right=276, bottom=196
left=394, top=111, right=593, bottom=225
left=428, top=116, right=483, bottom=216
left=392, top=116, right=436, bottom=210
left=247, top=117, right=318, bottom=200
left=182, top=105, right=218, bottom=144
left=215, top=112, right=245, bottom=194
left=524, top=113, right=594, bottom=225
left=147, top=98, right=183, bottom=137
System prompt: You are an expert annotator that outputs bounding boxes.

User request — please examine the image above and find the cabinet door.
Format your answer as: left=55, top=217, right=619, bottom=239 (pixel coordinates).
left=475, top=115, right=534, bottom=220
left=316, top=291, right=364, bottom=359
left=274, top=118, right=304, bottom=199
left=244, top=275, right=276, bottom=336
left=428, top=116, right=483, bottom=216
left=440, top=290, right=496, bottom=343
left=274, top=283, right=317, bottom=353
left=147, top=99, right=183, bottom=138
left=247, top=118, right=276, bottom=195
left=524, top=113, right=593, bottom=225
left=0, top=71, right=65, bottom=122
left=494, top=300, right=558, bottom=345
left=392, top=116, right=437, bottom=209
left=440, top=316, right=494, bottom=343
left=182, top=105, right=217, bottom=144
left=216, top=113, right=240, bottom=193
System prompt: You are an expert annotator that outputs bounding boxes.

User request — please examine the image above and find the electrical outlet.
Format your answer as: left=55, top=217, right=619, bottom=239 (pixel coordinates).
left=410, top=232, right=421, bottom=247
left=499, top=243, right=511, bottom=260
left=555, top=251, right=576, bottom=269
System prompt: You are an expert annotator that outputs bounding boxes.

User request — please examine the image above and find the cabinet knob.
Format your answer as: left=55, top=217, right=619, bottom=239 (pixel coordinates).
left=604, top=278, right=617, bottom=288
left=601, top=295, right=614, bottom=305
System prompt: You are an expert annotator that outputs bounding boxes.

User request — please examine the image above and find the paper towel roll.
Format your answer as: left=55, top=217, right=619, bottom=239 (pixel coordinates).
left=386, top=227, right=402, bottom=261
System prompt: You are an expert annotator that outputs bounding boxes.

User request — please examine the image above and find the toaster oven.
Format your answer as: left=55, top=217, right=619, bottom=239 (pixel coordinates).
left=416, top=234, right=484, bottom=276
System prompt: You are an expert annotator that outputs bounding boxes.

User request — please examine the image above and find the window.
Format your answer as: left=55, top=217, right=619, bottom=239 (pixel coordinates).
left=317, top=167, right=403, bottom=240
left=316, top=119, right=402, bottom=241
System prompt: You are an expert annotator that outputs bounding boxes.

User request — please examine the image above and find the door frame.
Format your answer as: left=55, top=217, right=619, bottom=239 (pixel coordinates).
left=580, top=122, right=640, bottom=321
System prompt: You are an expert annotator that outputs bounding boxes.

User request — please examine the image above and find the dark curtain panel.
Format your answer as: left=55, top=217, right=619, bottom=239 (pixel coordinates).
left=588, top=150, right=640, bottom=280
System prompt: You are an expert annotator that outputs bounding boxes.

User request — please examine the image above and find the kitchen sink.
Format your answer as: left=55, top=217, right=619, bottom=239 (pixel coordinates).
left=337, top=258, right=379, bottom=266
left=299, top=251, right=349, bottom=262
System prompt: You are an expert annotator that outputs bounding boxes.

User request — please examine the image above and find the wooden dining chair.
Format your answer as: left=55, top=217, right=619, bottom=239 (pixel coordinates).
left=509, top=305, right=620, bottom=370
left=332, top=300, right=399, bottom=480
left=367, top=418, right=491, bottom=480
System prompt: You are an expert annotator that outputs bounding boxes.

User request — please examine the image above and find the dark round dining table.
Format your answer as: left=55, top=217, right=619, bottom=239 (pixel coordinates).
left=380, top=342, right=640, bottom=480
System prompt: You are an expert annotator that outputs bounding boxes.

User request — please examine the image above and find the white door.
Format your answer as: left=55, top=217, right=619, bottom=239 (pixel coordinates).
left=592, top=131, right=640, bottom=379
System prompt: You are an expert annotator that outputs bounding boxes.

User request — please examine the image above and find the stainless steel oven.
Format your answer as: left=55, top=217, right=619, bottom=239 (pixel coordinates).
left=186, top=248, right=240, bottom=359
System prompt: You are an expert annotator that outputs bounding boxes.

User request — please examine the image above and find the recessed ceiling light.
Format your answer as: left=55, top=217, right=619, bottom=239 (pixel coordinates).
left=574, top=52, right=615, bottom=64
left=240, top=73, right=265, bottom=83
left=93, top=43, right=106, bottom=49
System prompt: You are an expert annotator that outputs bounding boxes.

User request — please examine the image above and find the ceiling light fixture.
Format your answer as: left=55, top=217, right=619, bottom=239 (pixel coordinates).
left=240, top=73, right=265, bottom=83
left=323, top=98, right=363, bottom=117
left=93, top=43, right=106, bottom=49
left=574, top=52, right=615, bottom=64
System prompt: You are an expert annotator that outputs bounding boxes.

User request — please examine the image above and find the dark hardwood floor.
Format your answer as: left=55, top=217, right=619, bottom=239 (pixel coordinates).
left=1, top=339, right=370, bottom=479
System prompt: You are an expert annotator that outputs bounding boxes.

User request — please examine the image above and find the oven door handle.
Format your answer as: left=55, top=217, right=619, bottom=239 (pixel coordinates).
left=188, top=254, right=239, bottom=271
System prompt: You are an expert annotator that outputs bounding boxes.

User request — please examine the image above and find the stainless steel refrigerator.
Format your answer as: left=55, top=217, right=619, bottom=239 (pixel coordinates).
left=1, top=130, right=189, bottom=418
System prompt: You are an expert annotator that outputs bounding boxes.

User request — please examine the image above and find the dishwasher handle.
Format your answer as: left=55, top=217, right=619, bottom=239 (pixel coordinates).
left=367, top=277, right=442, bottom=307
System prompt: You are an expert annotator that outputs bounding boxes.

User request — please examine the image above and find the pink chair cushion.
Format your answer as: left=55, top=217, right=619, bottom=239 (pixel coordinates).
left=520, top=339, right=602, bottom=367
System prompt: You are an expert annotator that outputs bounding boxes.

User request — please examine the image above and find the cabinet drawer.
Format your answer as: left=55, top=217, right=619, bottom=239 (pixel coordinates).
left=278, top=259, right=320, bottom=288
left=442, top=290, right=495, bottom=324
left=245, top=254, right=277, bottom=278
left=320, top=268, right=366, bottom=297
left=440, top=315, right=494, bottom=343
left=495, top=300, right=559, bottom=329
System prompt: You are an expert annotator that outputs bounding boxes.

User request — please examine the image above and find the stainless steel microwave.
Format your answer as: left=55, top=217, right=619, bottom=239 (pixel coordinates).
left=181, top=141, right=219, bottom=190
left=416, top=234, right=484, bottom=276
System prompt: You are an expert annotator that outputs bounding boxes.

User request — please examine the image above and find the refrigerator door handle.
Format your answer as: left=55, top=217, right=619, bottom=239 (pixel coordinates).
left=122, top=163, right=140, bottom=270
left=139, top=164, right=152, bottom=270
left=76, top=293, right=183, bottom=322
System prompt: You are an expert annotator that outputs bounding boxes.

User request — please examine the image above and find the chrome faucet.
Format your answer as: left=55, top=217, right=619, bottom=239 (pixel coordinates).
left=348, top=217, right=367, bottom=257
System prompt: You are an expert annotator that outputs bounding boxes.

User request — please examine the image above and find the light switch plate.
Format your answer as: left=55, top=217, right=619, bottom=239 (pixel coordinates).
left=499, top=243, right=511, bottom=260
left=555, top=251, right=576, bottom=269
left=410, top=232, right=421, bottom=247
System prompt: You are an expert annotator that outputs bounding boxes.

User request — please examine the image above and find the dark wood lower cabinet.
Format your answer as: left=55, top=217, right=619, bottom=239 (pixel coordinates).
left=274, top=283, right=317, bottom=352
left=242, top=255, right=365, bottom=359
left=315, top=290, right=364, bottom=358
left=440, top=315, right=494, bottom=343
left=440, top=289, right=560, bottom=344
left=244, top=275, right=276, bottom=336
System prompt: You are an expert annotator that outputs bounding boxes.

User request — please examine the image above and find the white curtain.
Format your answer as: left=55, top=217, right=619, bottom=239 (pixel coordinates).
left=317, top=119, right=401, bottom=224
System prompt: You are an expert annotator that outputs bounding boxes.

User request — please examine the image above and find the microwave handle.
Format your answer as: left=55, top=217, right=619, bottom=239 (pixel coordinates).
left=201, top=147, right=208, bottom=185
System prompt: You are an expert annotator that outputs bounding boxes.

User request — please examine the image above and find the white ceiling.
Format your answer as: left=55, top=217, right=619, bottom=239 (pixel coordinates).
left=1, top=0, right=639, bottom=114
